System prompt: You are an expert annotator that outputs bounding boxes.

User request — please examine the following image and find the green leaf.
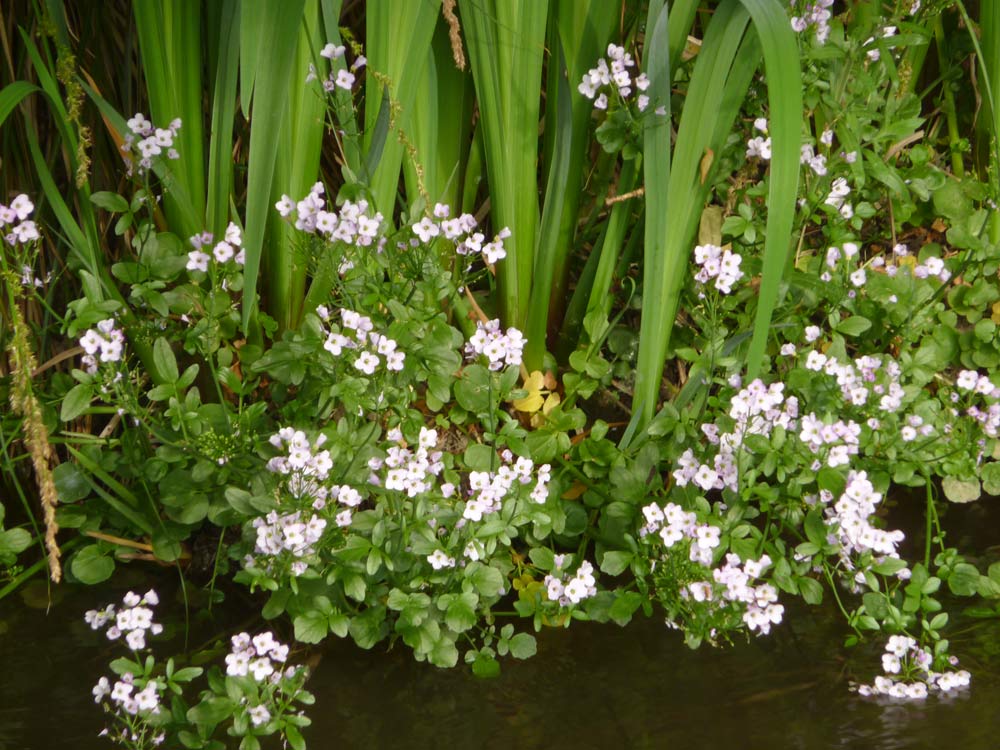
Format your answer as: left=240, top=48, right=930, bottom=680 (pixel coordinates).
left=186, top=697, right=235, bottom=727
left=0, top=528, right=31, bottom=558
left=982, top=462, right=1000, bottom=496
left=70, top=545, right=115, bottom=584
left=803, top=509, right=828, bottom=548
left=834, top=316, right=872, bottom=337
left=349, top=605, right=388, bottom=649
left=599, top=551, right=633, bottom=576
left=294, top=611, right=329, bottom=644
left=608, top=591, right=643, bottom=626
left=472, top=653, right=501, bottom=678
left=53, top=461, right=90, bottom=502
left=262, top=589, right=290, bottom=619
left=529, top=547, right=555, bottom=571
left=61, top=384, right=93, bottom=422
left=466, top=562, right=504, bottom=598
left=428, top=633, right=459, bottom=668
left=90, top=191, right=129, bottom=213
left=454, top=365, right=493, bottom=413
left=942, top=476, right=981, bottom=504
left=948, top=563, right=982, bottom=597
left=153, top=337, right=179, bottom=382
left=797, top=576, right=824, bottom=605
left=444, top=592, right=479, bottom=633
left=862, top=591, right=888, bottom=620
left=507, top=632, right=537, bottom=659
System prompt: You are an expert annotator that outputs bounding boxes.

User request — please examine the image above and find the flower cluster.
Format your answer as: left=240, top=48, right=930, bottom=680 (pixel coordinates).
left=640, top=501, right=722, bottom=567
left=698, top=553, right=783, bottom=635
left=789, top=0, right=835, bottom=44
left=640, top=499, right=785, bottom=637
left=276, top=184, right=385, bottom=257
left=79, top=319, right=127, bottom=374
left=307, top=42, right=366, bottom=91
left=378, top=426, right=446, bottom=498
left=225, top=631, right=305, bottom=727
left=801, top=348, right=906, bottom=414
left=464, top=319, right=525, bottom=370
left=855, top=635, right=970, bottom=699
left=316, top=306, right=406, bottom=375
left=797, top=411, right=862, bottom=468
left=410, top=203, right=510, bottom=266
left=673, top=379, right=797, bottom=494
left=250, top=510, right=327, bottom=577
left=746, top=117, right=772, bottom=160
left=427, top=548, right=456, bottom=570
left=799, top=141, right=829, bottom=176
left=954, top=369, right=1000, bottom=439
left=825, top=176, right=853, bottom=219
left=460, top=451, right=551, bottom=522
left=264, top=426, right=365, bottom=532
left=1, top=193, right=40, bottom=245
left=85, top=590, right=164, bottom=652
left=868, top=243, right=951, bottom=283
left=578, top=43, right=652, bottom=112
left=92, top=672, right=165, bottom=723
left=818, top=470, right=905, bottom=564
left=186, top=222, right=245, bottom=272
left=266, top=427, right=334, bottom=480
left=544, top=556, right=597, bottom=605
left=692, top=243, right=744, bottom=295
left=122, top=113, right=181, bottom=175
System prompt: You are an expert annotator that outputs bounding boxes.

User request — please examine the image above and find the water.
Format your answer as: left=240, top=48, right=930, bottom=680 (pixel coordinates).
left=2, top=501, right=999, bottom=749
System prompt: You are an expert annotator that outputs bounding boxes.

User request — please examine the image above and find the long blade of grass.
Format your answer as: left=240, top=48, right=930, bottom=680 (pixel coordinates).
left=577, top=156, right=640, bottom=337
left=407, top=19, right=474, bottom=209
left=524, top=35, right=572, bottom=369
left=319, top=0, right=362, bottom=176
left=240, top=0, right=308, bottom=331
left=737, top=0, right=802, bottom=379
left=133, top=0, right=205, bottom=237
left=533, top=1, right=616, bottom=360
left=459, top=0, right=548, bottom=330
left=267, top=0, right=327, bottom=331
left=205, top=0, right=241, bottom=235
left=364, top=0, right=440, bottom=214
left=629, top=0, right=673, bottom=437
left=630, top=0, right=756, bottom=437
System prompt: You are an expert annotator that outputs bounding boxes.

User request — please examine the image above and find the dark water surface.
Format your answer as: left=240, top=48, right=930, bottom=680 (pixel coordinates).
left=2, top=499, right=999, bottom=750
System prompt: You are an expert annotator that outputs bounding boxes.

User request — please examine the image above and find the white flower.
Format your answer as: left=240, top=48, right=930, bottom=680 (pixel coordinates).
left=320, top=43, right=345, bottom=60
left=186, top=250, right=210, bottom=272
left=248, top=704, right=272, bottom=727
left=354, top=351, right=379, bottom=375
left=93, top=677, right=111, bottom=703
left=335, top=69, right=356, bottom=90
left=427, top=549, right=455, bottom=570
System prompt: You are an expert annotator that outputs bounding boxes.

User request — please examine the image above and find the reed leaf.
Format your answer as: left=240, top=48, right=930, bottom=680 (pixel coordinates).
left=738, top=0, right=802, bottom=379
left=524, top=36, right=572, bottom=369
left=240, top=0, right=308, bottom=331
left=133, top=0, right=206, bottom=237
left=364, top=0, right=441, bottom=214
left=205, top=0, right=241, bottom=236
left=459, top=0, right=548, bottom=332
left=631, top=1, right=764, bottom=436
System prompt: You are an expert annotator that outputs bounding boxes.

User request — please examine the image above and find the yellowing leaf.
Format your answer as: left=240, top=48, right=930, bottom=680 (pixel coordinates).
left=513, top=370, right=547, bottom=413
left=514, top=392, right=544, bottom=412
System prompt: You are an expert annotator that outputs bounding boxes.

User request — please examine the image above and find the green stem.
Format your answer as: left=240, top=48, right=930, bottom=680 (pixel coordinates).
left=934, top=17, right=965, bottom=178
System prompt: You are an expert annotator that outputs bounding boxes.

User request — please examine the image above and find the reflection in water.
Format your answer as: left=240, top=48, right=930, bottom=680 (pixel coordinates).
left=1, top=516, right=997, bottom=750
